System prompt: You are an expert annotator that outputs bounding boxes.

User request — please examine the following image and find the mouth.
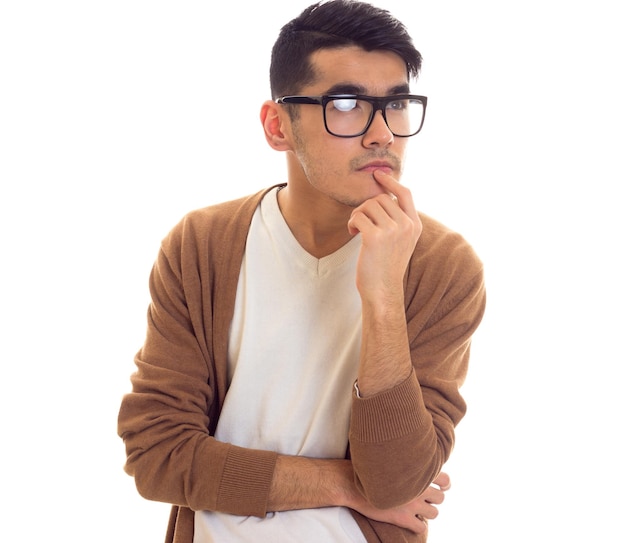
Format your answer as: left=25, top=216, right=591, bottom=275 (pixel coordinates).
left=357, top=161, right=394, bottom=174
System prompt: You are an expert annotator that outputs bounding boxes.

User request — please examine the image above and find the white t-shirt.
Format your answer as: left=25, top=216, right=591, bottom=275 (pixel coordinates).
left=194, top=188, right=367, bottom=542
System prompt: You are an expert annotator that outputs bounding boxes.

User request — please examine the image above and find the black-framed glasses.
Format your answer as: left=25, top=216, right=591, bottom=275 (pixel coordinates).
left=275, top=94, right=428, bottom=138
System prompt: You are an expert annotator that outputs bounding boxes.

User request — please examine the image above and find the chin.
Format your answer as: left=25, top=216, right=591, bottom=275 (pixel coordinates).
left=315, top=177, right=385, bottom=208
left=359, top=180, right=388, bottom=201
left=335, top=189, right=381, bottom=209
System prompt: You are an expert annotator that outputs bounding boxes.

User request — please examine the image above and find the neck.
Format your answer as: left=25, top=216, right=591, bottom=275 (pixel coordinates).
left=276, top=183, right=356, bottom=259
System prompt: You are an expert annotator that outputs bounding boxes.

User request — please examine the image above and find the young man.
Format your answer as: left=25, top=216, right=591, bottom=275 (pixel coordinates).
left=118, top=1, right=486, bottom=542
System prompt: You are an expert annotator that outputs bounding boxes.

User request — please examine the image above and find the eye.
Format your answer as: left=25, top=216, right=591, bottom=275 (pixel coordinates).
left=332, top=98, right=357, bottom=112
left=387, top=99, right=408, bottom=111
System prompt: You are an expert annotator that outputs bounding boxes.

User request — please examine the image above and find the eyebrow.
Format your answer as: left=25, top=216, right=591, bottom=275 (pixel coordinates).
left=324, top=82, right=411, bottom=96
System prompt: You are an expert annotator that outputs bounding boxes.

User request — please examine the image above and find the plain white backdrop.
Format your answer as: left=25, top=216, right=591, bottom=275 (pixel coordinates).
left=1, top=1, right=624, bottom=541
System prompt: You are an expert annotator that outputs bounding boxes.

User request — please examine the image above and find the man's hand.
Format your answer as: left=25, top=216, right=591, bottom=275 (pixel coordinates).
left=348, top=472, right=452, bottom=534
left=347, top=170, right=422, bottom=303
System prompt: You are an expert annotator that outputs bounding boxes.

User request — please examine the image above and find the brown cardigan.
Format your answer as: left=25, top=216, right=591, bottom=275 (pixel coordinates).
left=118, top=186, right=486, bottom=542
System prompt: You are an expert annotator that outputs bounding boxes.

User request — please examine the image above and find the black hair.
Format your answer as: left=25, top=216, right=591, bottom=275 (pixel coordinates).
left=270, top=0, right=422, bottom=99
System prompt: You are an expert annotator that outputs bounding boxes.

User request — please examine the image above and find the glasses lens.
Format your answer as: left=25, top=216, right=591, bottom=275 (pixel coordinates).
left=325, top=97, right=371, bottom=136
left=385, top=98, right=425, bottom=137
left=324, top=97, right=424, bottom=137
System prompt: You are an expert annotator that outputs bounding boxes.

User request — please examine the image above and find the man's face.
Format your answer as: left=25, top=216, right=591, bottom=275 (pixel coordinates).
left=286, top=46, right=412, bottom=208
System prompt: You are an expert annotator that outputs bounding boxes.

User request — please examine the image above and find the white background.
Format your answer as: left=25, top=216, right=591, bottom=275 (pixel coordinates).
left=1, top=1, right=624, bottom=541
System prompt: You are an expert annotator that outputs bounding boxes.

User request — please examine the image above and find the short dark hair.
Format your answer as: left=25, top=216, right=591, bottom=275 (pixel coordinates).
left=270, top=0, right=422, bottom=99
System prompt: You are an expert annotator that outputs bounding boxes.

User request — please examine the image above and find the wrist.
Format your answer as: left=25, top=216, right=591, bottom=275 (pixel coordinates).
left=332, top=460, right=360, bottom=510
left=358, top=282, right=405, bottom=309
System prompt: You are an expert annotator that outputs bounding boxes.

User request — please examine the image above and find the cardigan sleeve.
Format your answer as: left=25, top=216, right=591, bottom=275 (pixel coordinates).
left=348, top=218, right=486, bottom=509
left=117, top=207, right=278, bottom=517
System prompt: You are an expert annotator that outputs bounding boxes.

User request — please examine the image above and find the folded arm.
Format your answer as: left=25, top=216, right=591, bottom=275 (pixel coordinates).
left=346, top=171, right=486, bottom=508
left=267, top=455, right=450, bottom=535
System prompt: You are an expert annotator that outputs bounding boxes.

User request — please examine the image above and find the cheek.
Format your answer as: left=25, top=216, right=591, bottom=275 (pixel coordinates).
left=294, top=131, right=348, bottom=176
left=297, top=148, right=343, bottom=184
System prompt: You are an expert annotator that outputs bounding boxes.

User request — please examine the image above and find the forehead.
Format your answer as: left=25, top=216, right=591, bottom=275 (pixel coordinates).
left=307, top=46, right=409, bottom=95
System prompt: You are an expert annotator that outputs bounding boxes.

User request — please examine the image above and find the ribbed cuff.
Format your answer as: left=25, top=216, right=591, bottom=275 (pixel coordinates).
left=216, top=445, right=278, bottom=517
left=350, top=371, right=428, bottom=443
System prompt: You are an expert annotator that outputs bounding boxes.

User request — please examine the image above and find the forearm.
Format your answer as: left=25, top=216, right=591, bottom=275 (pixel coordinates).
left=267, top=454, right=447, bottom=535
left=267, top=455, right=354, bottom=511
left=356, top=295, right=413, bottom=397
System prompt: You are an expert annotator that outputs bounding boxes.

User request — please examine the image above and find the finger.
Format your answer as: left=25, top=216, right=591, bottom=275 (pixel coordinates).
left=409, top=515, right=428, bottom=535
left=433, top=472, right=452, bottom=491
left=423, top=487, right=445, bottom=505
left=418, top=503, right=440, bottom=520
left=372, top=170, right=415, bottom=212
left=354, top=191, right=416, bottom=229
left=347, top=196, right=398, bottom=234
left=374, top=193, right=404, bottom=219
left=415, top=515, right=429, bottom=536
left=347, top=208, right=376, bottom=235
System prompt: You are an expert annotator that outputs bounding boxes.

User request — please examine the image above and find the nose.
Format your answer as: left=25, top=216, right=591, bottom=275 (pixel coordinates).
left=362, top=110, right=394, bottom=147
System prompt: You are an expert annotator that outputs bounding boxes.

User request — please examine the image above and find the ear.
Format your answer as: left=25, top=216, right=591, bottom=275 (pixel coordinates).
left=260, top=100, right=292, bottom=151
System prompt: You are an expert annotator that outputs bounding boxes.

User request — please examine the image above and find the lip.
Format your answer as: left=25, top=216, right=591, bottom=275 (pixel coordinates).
left=358, top=161, right=394, bottom=174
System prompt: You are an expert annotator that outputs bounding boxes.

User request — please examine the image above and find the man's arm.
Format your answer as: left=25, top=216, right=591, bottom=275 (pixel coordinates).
left=346, top=170, right=439, bottom=507
left=267, top=455, right=450, bottom=535
left=347, top=170, right=421, bottom=397
left=118, top=209, right=280, bottom=518
left=346, top=170, right=486, bottom=509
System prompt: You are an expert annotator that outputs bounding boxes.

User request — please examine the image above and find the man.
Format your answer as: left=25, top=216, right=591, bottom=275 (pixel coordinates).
left=118, top=1, right=486, bottom=542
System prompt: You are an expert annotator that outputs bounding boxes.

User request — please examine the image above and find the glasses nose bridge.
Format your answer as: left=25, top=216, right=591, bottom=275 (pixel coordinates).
left=369, top=97, right=387, bottom=118
left=367, top=97, right=392, bottom=133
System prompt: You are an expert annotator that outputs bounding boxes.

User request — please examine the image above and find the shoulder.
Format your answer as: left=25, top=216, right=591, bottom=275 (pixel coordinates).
left=161, top=186, right=278, bottom=253
left=407, top=212, right=485, bottom=306
left=176, top=189, right=269, bottom=237
left=417, top=213, right=483, bottom=274
left=403, top=213, right=486, bottom=340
